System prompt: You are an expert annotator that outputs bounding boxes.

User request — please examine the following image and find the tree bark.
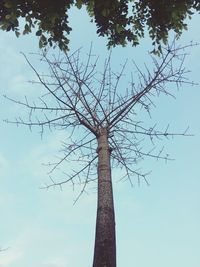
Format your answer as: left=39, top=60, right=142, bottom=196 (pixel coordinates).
left=92, top=128, right=116, bottom=267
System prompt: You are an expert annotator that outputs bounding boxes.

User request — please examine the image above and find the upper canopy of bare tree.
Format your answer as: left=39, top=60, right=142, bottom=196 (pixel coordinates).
left=4, top=41, right=195, bottom=200
left=0, top=0, right=200, bottom=52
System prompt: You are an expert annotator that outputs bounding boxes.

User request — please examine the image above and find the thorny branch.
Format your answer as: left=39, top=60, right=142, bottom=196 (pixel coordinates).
left=4, top=41, right=196, bottom=199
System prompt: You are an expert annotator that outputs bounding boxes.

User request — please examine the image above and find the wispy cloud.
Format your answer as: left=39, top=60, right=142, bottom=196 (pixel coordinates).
left=20, top=130, right=70, bottom=181
left=0, top=247, right=23, bottom=267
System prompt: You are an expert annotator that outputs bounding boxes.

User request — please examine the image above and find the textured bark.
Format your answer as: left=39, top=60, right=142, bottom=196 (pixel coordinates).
left=93, top=128, right=116, bottom=267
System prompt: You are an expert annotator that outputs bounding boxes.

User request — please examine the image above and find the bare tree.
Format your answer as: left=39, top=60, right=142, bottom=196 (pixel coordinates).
left=5, top=41, right=195, bottom=267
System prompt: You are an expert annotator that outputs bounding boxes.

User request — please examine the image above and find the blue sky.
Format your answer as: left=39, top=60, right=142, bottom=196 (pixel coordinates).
left=0, top=7, right=200, bottom=267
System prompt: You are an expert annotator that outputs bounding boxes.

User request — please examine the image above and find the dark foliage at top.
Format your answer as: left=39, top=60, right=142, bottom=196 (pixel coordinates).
left=0, top=0, right=200, bottom=52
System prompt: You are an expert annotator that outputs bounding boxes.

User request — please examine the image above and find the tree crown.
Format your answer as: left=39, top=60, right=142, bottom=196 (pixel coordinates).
left=4, top=42, right=195, bottom=198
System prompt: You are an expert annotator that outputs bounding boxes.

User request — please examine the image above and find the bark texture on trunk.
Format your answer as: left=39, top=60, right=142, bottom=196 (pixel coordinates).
left=92, top=128, right=116, bottom=267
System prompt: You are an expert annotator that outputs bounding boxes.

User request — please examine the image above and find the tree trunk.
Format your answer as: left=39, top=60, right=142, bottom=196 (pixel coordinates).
left=92, top=128, right=116, bottom=267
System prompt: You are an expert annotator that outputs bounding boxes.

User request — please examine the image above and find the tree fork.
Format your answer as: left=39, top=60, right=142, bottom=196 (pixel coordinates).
left=93, top=127, right=116, bottom=267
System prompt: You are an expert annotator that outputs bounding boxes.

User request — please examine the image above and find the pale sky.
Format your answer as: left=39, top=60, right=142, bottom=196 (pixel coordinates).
left=0, top=7, right=200, bottom=267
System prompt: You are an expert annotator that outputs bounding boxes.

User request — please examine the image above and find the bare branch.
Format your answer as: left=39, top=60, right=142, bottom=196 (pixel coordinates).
left=5, top=42, right=196, bottom=194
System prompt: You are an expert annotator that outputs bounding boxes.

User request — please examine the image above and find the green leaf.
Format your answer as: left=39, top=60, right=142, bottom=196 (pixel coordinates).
left=4, top=0, right=12, bottom=8
left=23, top=24, right=31, bottom=34
left=102, top=9, right=110, bottom=17
left=116, top=24, right=124, bottom=33
left=76, top=0, right=83, bottom=9
left=5, top=14, right=11, bottom=20
left=15, top=31, right=20, bottom=37
left=36, top=29, right=42, bottom=36
left=187, top=10, right=194, bottom=15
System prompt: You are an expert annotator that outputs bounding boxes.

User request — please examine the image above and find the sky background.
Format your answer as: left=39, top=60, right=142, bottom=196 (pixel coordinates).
left=0, top=7, right=200, bottom=267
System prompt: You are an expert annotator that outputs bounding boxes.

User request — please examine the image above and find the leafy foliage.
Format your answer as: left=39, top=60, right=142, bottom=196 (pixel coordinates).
left=0, top=0, right=200, bottom=51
